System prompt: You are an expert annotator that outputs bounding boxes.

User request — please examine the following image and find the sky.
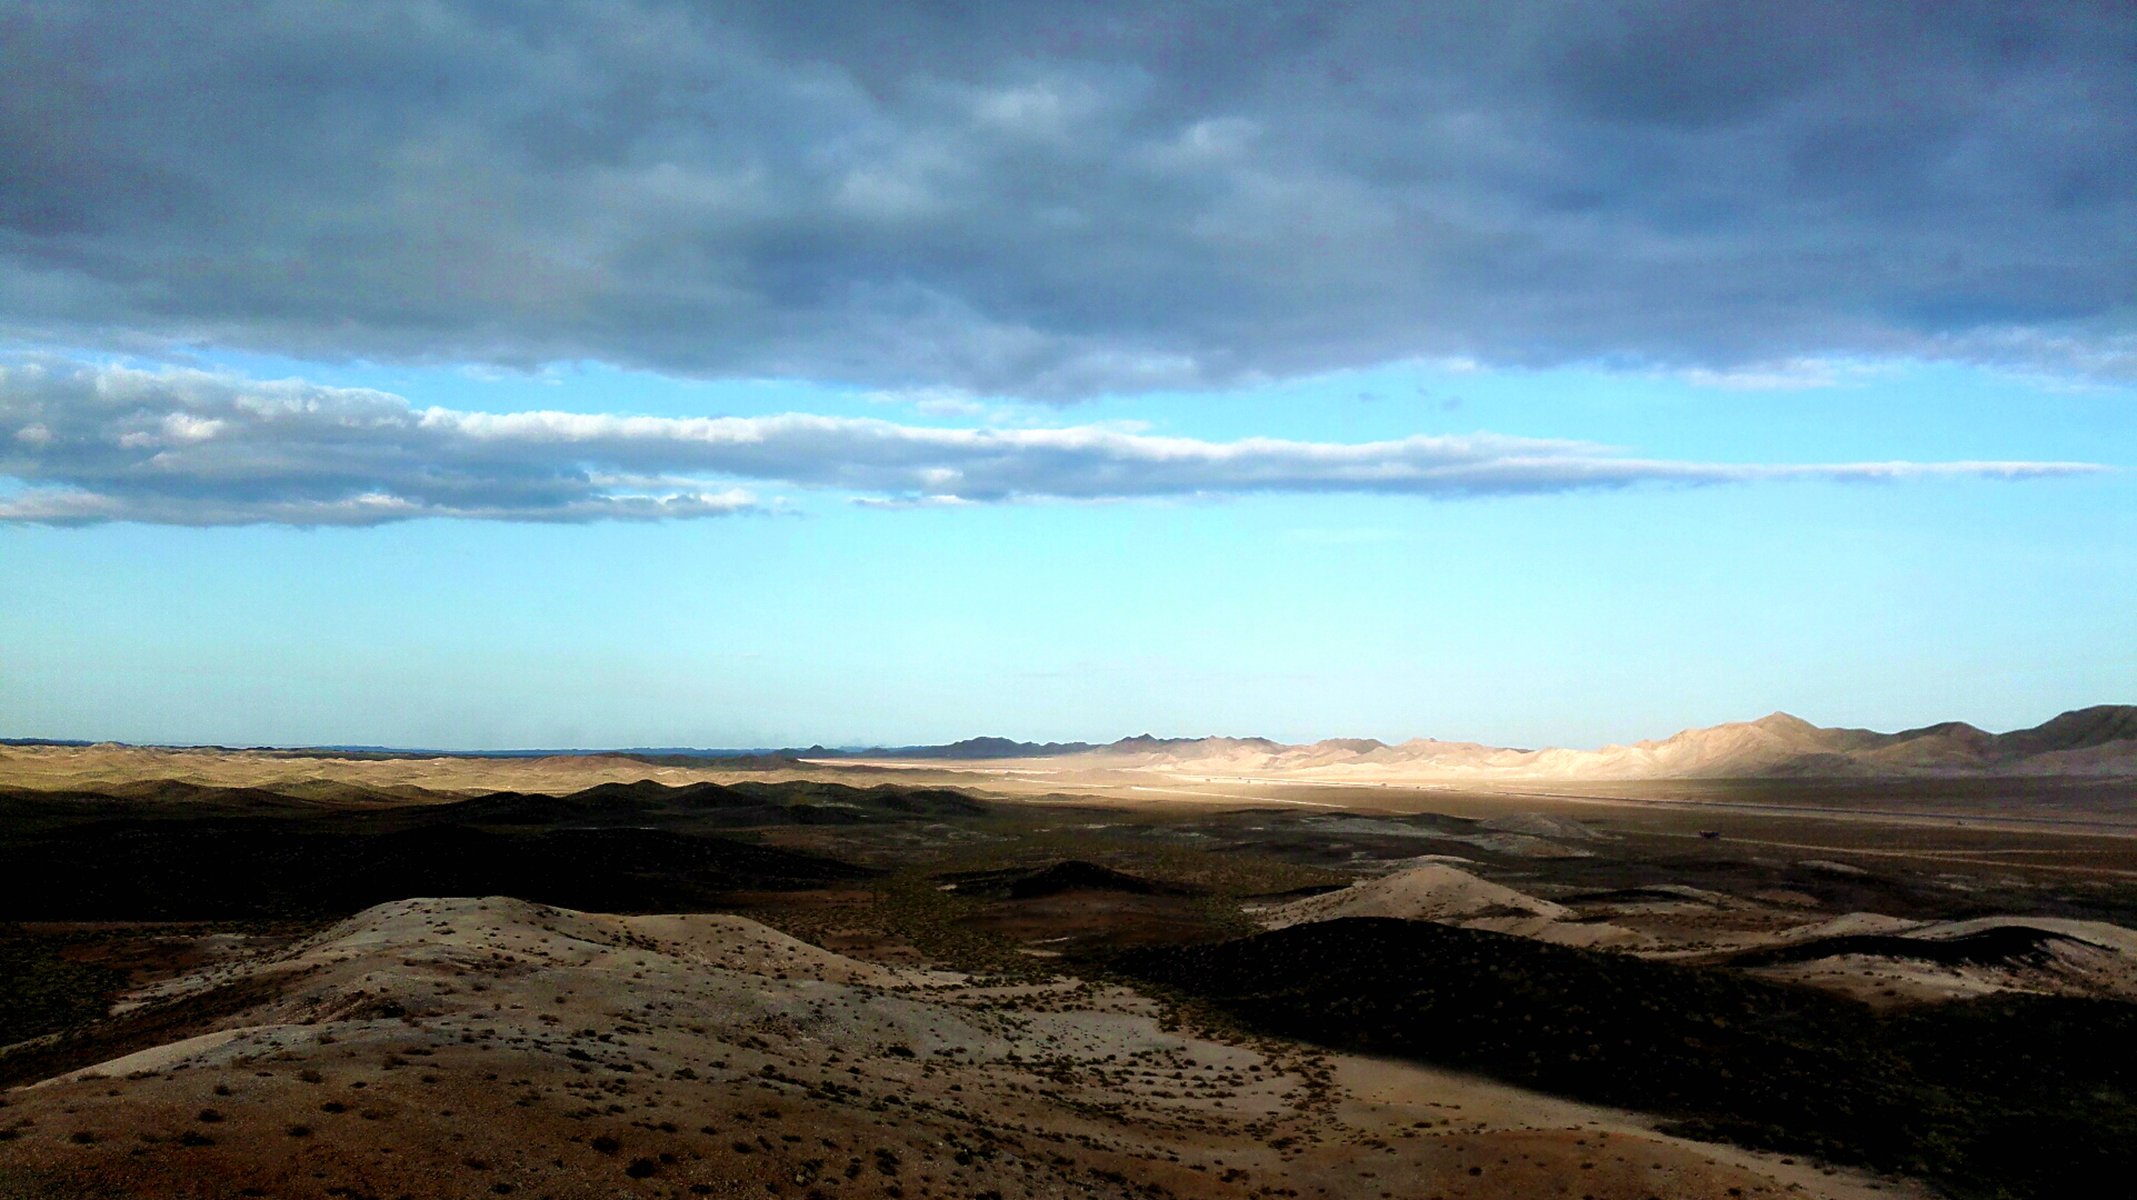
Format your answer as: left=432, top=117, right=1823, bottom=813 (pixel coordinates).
left=1, top=1, right=2132, bottom=750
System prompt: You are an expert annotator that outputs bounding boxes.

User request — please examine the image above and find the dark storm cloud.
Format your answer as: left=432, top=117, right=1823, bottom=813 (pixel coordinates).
left=0, top=358, right=2100, bottom=525
left=1, top=1, right=2131, bottom=397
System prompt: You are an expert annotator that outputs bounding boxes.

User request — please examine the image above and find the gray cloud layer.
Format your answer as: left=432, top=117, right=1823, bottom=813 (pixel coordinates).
left=2, top=2, right=2132, bottom=397
left=0, top=359, right=2102, bottom=525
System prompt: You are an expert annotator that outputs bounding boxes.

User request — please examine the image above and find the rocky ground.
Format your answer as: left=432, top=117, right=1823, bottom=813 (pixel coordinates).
left=0, top=896, right=1922, bottom=1200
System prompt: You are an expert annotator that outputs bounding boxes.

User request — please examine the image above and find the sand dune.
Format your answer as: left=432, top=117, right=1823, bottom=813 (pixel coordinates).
left=1253, top=864, right=1658, bottom=949
left=0, top=895, right=1904, bottom=1200
left=1255, top=863, right=1571, bottom=929
left=1738, top=910, right=2137, bottom=1005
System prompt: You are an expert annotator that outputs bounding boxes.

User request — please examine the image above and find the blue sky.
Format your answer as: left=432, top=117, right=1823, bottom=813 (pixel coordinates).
left=2, top=3, right=2132, bottom=749
left=5, top=352, right=2127, bottom=750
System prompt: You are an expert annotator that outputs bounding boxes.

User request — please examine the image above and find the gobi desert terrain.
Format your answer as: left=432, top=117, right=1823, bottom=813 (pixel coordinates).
left=5, top=707, right=2136, bottom=1200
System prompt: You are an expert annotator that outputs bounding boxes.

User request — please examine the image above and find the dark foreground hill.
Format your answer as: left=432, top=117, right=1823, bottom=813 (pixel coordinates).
left=420, top=777, right=990, bottom=827
left=1115, top=917, right=2137, bottom=1200
left=0, top=820, right=874, bottom=920
left=0, top=776, right=965, bottom=921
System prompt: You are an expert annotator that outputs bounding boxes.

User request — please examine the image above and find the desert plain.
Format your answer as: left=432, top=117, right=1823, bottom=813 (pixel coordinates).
left=4, top=708, right=2136, bottom=1200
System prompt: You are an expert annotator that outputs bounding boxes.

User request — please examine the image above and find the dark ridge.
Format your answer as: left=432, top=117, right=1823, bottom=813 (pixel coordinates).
left=870, top=736, right=1096, bottom=759
left=1109, top=733, right=1274, bottom=750
left=0, top=819, right=875, bottom=921
left=1113, top=917, right=2137, bottom=1200
left=1994, top=705, right=2137, bottom=759
left=935, top=860, right=1205, bottom=900
left=1879, top=720, right=1993, bottom=748
left=719, top=780, right=993, bottom=817
left=1562, top=887, right=1717, bottom=905
left=1005, top=861, right=1206, bottom=900
left=1243, top=883, right=1350, bottom=901
left=0, top=780, right=438, bottom=816
left=622, top=752, right=801, bottom=769
left=417, top=788, right=668, bottom=825
left=1730, top=925, right=2074, bottom=969
left=410, top=778, right=989, bottom=828
left=0, top=972, right=289, bottom=1089
left=102, top=780, right=315, bottom=806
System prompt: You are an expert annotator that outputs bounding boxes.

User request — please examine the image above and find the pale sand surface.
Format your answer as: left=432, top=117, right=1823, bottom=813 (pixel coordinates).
left=1252, top=864, right=1654, bottom=950
left=1252, top=864, right=1572, bottom=929
left=3, top=896, right=1920, bottom=1200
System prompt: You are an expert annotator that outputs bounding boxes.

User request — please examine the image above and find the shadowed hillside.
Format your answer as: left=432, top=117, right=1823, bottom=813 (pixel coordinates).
left=0, top=777, right=972, bottom=920
left=1116, top=917, right=2137, bottom=1200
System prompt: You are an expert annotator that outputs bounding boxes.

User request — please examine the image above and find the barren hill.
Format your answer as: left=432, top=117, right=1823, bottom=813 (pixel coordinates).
left=0, top=896, right=1888, bottom=1200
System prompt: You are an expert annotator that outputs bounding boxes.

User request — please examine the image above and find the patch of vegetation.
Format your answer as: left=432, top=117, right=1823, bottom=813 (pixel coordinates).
left=851, top=869, right=1051, bottom=976
left=0, top=931, right=128, bottom=1046
left=0, top=970, right=292, bottom=1088
left=1116, top=916, right=2137, bottom=1200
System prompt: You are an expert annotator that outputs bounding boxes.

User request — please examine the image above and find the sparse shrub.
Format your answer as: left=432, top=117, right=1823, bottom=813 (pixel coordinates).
left=590, top=1135, right=621, bottom=1155
left=286, top=1124, right=311, bottom=1137
left=196, top=1109, right=223, bottom=1123
left=624, top=1157, right=659, bottom=1178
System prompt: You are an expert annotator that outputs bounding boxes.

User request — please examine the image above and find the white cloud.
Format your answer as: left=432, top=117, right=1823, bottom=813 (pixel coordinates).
left=0, top=358, right=2107, bottom=526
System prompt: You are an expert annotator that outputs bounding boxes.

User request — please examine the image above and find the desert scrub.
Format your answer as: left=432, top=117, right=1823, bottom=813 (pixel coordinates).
left=0, top=933, right=128, bottom=1046
left=865, top=870, right=1051, bottom=976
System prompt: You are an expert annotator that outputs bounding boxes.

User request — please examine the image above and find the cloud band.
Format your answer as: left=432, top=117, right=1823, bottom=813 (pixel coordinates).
left=0, top=359, right=2105, bottom=526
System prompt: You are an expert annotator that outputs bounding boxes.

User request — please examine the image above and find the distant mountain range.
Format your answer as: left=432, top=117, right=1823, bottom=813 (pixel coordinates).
left=815, top=705, right=2137, bottom=779
left=8, top=706, right=2132, bottom=779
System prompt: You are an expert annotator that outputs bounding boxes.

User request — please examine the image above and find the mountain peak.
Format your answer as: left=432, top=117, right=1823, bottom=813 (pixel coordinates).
left=1748, top=711, right=1820, bottom=735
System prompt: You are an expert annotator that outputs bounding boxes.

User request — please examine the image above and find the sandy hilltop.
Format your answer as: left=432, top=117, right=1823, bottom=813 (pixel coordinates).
left=3, top=894, right=1919, bottom=1200
left=832, top=705, right=2137, bottom=782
